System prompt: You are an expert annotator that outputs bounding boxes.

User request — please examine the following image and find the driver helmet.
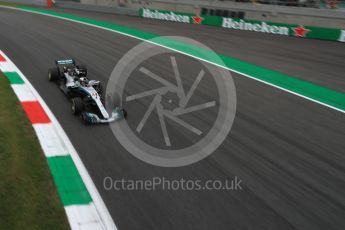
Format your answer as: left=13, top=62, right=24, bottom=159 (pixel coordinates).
left=75, top=66, right=86, bottom=76
left=79, top=77, right=89, bottom=86
left=75, top=68, right=80, bottom=76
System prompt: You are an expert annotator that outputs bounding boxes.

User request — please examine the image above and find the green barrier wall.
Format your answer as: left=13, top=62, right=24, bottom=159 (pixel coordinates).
left=140, top=8, right=345, bottom=42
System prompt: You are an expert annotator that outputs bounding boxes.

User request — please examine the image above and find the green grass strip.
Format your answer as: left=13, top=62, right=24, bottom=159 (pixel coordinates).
left=47, top=155, right=92, bottom=206
left=17, top=6, right=345, bottom=112
left=3, top=71, right=24, bottom=84
left=0, top=72, right=69, bottom=230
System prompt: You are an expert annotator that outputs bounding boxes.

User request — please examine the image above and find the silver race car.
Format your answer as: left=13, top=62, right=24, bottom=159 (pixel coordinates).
left=48, top=59, right=126, bottom=124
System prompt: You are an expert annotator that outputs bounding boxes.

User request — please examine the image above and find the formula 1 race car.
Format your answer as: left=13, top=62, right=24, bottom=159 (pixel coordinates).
left=48, top=59, right=126, bottom=124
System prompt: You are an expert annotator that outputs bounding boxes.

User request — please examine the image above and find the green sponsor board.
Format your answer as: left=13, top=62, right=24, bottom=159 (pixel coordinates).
left=140, top=8, right=193, bottom=23
left=219, top=17, right=341, bottom=41
left=219, top=17, right=289, bottom=35
left=140, top=8, right=344, bottom=43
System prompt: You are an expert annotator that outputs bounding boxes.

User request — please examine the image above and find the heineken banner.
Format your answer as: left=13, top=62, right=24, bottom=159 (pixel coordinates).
left=140, top=8, right=345, bottom=43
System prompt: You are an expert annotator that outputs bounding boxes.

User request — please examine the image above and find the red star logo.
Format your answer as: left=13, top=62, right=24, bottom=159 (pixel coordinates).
left=293, top=25, right=310, bottom=37
left=192, top=15, right=204, bottom=24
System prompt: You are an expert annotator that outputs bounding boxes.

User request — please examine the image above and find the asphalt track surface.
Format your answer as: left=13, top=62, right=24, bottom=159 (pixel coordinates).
left=1, top=7, right=345, bottom=230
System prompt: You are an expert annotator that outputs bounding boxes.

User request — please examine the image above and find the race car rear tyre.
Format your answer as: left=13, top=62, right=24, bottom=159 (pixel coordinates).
left=48, top=67, right=60, bottom=82
left=71, top=97, right=84, bottom=115
left=122, top=109, right=128, bottom=119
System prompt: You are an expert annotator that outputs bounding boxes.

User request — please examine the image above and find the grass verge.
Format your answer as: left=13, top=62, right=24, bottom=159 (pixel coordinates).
left=0, top=72, right=70, bottom=230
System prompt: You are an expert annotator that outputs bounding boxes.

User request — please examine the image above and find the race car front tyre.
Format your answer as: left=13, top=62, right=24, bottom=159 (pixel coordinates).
left=71, top=97, right=84, bottom=115
left=48, top=67, right=60, bottom=82
left=81, top=112, right=93, bottom=125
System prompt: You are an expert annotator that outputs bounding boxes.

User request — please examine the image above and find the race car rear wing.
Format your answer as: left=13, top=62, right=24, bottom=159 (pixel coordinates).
left=55, top=59, right=75, bottom=66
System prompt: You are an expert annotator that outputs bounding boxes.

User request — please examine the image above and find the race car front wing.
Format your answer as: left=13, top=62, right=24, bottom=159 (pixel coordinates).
left=81, top=107, right=126, bottom=124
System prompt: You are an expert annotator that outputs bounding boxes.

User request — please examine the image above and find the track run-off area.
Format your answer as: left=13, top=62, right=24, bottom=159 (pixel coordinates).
left=1, top=5, right=345, bottom=230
